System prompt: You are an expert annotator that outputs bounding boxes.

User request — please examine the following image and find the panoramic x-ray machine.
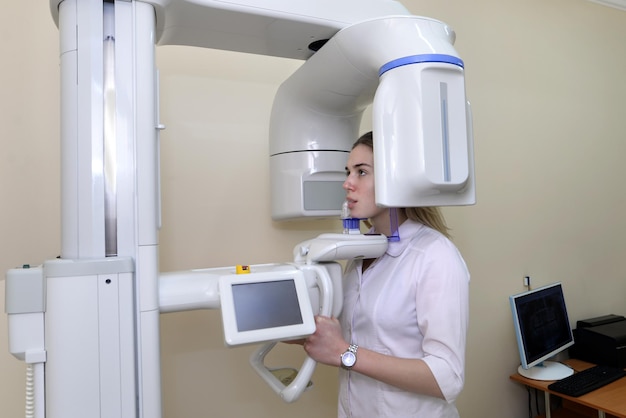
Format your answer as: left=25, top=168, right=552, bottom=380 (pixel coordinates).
left=5, top=0, right=474, bottom=417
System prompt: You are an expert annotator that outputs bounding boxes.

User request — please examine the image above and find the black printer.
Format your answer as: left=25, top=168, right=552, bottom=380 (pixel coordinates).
left=570, top=314, right=626, bottom=368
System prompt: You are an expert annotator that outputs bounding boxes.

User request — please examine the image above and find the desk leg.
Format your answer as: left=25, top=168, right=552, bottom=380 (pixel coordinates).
left=545, top=392, right=551, bottom=418
left=598, top=411, right=605, bottom=418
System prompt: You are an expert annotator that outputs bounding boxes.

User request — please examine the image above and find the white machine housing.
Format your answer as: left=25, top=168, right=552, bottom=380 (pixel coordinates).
left=50, top=0, right=476, bottom=221
left=4, top=1, right=475, bottom=417
left=270, top=16, right=475, bottom=220
left=218, top=270, right=317, bottom=347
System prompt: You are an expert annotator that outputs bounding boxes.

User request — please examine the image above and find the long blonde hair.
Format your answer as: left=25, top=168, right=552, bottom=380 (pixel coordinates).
left=353, top=132, right=451, bottom=239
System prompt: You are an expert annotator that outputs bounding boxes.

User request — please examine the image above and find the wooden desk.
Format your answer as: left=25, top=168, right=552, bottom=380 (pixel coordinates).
left=510, top=359, right=626, bottom=418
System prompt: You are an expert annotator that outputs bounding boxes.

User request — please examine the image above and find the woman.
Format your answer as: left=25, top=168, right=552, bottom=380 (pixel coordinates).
left=303, top=131, right=470, bottom=417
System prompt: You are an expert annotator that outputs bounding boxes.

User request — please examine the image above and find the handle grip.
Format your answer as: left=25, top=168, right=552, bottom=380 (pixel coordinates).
left=249, top=343, right=316, bottom=403
left=249, top=264, right=333, bottom=402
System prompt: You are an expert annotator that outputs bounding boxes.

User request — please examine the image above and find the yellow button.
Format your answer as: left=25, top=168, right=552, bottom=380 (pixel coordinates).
left=236, top=265, right=250, bottom=274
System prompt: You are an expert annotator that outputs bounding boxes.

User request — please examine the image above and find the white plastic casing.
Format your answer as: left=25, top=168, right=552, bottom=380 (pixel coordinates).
left=373, top=61, right=475, bottom=207
left=270, top=16, right=475, bottom=220
left=51, top=0, right=411, bottom=60
left=270, top=151, right=349, bottom=220
left=159, top=262, right=344, bottom=320
left=145, top=0, right=409, bottom=59
left=293, top=233, right=389, bottom=264
left=44, top=258, right=137, bottom=418
left=52, top=2, right=163, bottom=417
left=219, top=270, right=316, bottom=347
left=5, top=266, right=46, bottom=363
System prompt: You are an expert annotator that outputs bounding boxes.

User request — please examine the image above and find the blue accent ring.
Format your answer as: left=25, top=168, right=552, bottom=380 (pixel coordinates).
left=379, top=54, right=464, bottom=77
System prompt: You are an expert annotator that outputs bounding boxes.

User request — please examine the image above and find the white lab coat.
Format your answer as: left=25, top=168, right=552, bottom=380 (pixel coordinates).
left=338, top=220, right=470, bottom=418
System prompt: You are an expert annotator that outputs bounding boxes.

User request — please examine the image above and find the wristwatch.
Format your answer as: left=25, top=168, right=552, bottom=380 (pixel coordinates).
left=340, top=344, right=359, bottom=370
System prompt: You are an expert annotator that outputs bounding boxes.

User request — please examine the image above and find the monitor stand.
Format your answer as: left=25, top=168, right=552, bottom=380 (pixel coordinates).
left=518, top=361, right=574, bottom=381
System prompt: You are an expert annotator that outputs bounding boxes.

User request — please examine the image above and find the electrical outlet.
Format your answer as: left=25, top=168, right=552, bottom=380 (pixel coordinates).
left=523, top=276, right=531, bottom=287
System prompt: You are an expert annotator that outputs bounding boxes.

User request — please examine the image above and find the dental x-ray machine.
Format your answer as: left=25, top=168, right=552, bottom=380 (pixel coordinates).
left=4, top=0, right=474, bottom=417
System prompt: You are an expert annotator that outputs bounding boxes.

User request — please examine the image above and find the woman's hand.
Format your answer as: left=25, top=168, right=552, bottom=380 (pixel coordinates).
left=303, top=316, right=446, bottom=399
left=303, top=315, right=348, bottom=367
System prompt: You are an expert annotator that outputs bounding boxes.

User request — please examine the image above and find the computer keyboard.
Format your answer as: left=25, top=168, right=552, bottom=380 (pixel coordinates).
left=548, top=364, right=626, bottom=397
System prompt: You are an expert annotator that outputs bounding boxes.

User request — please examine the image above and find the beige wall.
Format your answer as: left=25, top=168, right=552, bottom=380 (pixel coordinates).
left=2, top=1, right=626, bottom=417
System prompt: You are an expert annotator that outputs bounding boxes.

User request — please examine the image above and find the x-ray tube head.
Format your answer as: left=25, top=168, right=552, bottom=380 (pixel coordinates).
left=269, top=16, right=475, bottom=221
left=373, top=56, right=475, bottom=207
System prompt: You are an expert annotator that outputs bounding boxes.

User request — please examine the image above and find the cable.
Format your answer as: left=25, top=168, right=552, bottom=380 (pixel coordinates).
left=535, top=388, right=541, bottom=417
left=25, top=364, right=35, bottom=418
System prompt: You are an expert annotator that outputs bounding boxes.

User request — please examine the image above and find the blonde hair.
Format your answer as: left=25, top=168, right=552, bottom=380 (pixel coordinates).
left=403, top=207, right=450, bottom=239
left=354, top=132, right=451, bottom=239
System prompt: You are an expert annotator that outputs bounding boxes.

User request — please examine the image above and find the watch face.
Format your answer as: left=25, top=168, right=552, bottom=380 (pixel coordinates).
left=342, top=351, right=356, bottom=368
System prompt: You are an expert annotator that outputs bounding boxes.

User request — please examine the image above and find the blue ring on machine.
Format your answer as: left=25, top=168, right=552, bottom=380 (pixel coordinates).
left=379, top=54, right=464, bottom=77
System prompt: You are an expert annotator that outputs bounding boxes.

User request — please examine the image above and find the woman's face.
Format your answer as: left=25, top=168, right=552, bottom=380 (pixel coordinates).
left=343, top=144, right=386, bottom=222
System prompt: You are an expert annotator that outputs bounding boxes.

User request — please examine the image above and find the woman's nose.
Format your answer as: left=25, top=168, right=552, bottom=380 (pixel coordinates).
left=343, top=177, right=352, bottom=190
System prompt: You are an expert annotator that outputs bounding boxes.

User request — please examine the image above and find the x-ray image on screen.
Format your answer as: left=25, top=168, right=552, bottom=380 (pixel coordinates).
left=517, top=288, right=571, bottom=362
left=510, top=283, right=575, bottom=380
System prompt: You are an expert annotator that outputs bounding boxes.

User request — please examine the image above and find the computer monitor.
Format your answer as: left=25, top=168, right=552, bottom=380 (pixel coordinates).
left=219, top=269, right=316, bottom=347
left=509, top=282, right=575, bottom=380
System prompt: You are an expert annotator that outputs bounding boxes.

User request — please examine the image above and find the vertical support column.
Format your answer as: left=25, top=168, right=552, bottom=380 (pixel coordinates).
left=55, top=0, right=162, bottom=417
left=59, top=0, right=106, bottom=259
left=44, top=258, right=136, bottom=418
left=114, top=1, right=162, bottom=416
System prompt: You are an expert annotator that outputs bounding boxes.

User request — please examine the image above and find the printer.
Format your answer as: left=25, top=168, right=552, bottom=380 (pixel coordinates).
left=570, top=314, right=626, bottom=368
